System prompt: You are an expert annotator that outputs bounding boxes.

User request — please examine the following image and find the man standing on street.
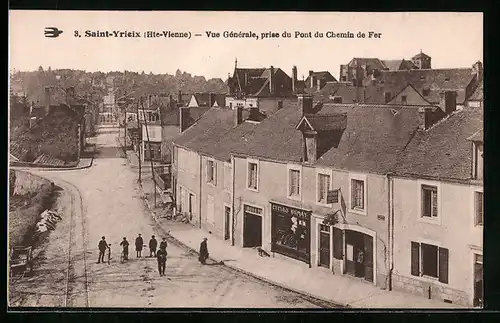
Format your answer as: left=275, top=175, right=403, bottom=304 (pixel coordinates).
left=199, top=237, right=209, bottom=265
left=97, top=236, right=108, bottom=264
left=149, top=235, right=158, bottom=257
left=156, top=247, right=167, bottom=276
left=120, top=237, right=129, bottom=261
left=159, top=237, right=168, bottom=251
left=135, top=234, right=144, bottom=258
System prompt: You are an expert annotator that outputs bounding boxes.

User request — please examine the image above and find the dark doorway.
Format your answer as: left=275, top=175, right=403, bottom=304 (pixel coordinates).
left=474, top=254, right=483, bottom=307
left=344, top=230, right=373, bottom=282
left=224, top=206, right=231, bottom=241
left=319, top=225, right=330, bottom=268
left=243, top=212, right=262, bottom=248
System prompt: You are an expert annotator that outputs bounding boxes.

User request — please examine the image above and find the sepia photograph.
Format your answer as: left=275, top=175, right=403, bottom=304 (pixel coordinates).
left=8, top=11, right=483, bottom=309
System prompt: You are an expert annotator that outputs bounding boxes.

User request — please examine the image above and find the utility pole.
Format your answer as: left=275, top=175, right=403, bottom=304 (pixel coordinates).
left=136, top=98, right=142, bottom=184
left=141, top=96, right=157, bottom=208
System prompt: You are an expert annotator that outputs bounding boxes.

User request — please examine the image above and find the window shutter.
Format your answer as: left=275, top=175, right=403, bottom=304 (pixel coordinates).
left=432, top=190, right=438, bottom=217
left=213, top=162, right=217, bottom=186
left=333, top=228, right=343, bottom=260
left=317, top=175, right=322, bottom=202
left=411, top=241, right=420, bottom=276
left=438, top=247, right=449, bottom=284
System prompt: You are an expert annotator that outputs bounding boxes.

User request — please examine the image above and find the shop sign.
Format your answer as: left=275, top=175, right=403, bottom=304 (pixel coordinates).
left=271, top=203, right=311, bottom=220
left=327, top=189, right=339, bottom=204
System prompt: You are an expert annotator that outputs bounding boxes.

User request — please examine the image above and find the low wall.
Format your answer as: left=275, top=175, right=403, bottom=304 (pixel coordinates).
left=9, top=171, right=55, bottom=247
left=10, top=160, right=79, bottom=169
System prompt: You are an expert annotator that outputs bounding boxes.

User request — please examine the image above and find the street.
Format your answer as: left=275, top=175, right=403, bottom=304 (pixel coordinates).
left=10, top=126, right=321, bottom=308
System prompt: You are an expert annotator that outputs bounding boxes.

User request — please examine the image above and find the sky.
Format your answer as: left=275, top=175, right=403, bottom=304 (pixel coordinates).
left=9, top=11, right=483, bottom=80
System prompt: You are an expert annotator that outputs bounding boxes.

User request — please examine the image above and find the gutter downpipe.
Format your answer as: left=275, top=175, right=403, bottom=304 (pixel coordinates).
left=387, top=172, right=394, bottom=291
left=199, top=154, right=202, bottom=229
left=231, top=154, right=236, bottom=246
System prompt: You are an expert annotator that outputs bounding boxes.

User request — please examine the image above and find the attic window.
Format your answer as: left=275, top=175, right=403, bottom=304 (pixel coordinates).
left=330, top=96, right=343, bottom=103
left=444, top=77, right=450, bottom=82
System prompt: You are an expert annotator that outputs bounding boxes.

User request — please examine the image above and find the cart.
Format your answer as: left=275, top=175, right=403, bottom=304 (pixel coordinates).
left=9, top=246, right=33, bottom=278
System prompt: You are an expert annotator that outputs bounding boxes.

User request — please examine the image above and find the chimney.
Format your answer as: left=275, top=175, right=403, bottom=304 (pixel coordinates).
left=298, top=94, right=314, bottom=116
left=179, top=107, right=191, bottom=133
left=234, top=106, right=243, bottom=126
left=178, top=90, right=182, bottom=106
left=418, top=107, right=433, bottom=130
left=269, top=66, right=275, bottom=95
left=309, top=71, right=314, bottom=88
left=44, top=86, right=51, bottom=115
left=292, top=66, right=297, bottom=94
left=439, top=91, right=457, bottom=114
left=317, top=78, right=321, bottom=92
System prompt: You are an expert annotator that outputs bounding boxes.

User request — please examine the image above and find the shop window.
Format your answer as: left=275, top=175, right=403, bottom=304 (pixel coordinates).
left=206, top=159, right=217, bottom=186
left=411, top=241, right=449, bottom=284
left=289, top=169, right=301, bottom=197
left=317, top=173, right=331, bottom=204
left=247, top=161, right=258, bottom=190
left=351, top=179, right=364, bottom=210
left=475, top=191, right=483, bottom=226
left=421, top=185, right=438, bottom=218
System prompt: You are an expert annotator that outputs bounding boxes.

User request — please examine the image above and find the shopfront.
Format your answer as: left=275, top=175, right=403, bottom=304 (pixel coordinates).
left=270, top=202, right=311, bottom=265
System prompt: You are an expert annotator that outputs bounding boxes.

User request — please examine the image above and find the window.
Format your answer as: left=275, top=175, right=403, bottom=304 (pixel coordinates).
left=351, top=179, right=364, bottom=210
left=401, top=95, right=407, bottom=104
left=317, top=173, right=331, bottom=204
left=289, top=169, right=301, bottom=197
left=422, top=88, right=430, bottom=96
left=421, top=185, right=438, bottom=218
left=411, top=242, right=449, bottom=284
left=224, top=164, right=232, bottom=191
left=475, top=192, right=483, bottom=226
left=248, top=162, right=258, bottom=190
left=206, top=159, right=217, bottom=186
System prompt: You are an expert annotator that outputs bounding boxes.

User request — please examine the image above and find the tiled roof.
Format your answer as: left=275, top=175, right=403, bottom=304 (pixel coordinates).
left=298, top=114, right=347, bottom=131
left=374, top=68, right=475, bottom=104
left=469, top=80, right=483, bottom=101
left=412, top=51, right=431, bottom=59
left=161, top=106, right=210, bottom=126
left=314, top=83, right=385, bottom=104
left=231, top=67, right=291, bottom=97
left=348, top=58, right=386, bottom=70
left=393, top=105, right=483, bottom=180
left=231, top=103, right=431, bottom=174
left=34, top=153, right=66, bottom=166
left=173, top=107, right=251, bottom=160
left=381, top=60, right=404, bottom=71
left=467, top=129, right=483, bottom=143
left=10, top=142, right=29, bottom=160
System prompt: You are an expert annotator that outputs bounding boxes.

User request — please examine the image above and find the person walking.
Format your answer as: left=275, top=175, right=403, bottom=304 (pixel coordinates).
left=199, top=237, right=209, bottom=265
left=159, top=237, right=168, bottom=251
left=149, top=235, right=158, bottom=258
left=135, top=234, right=144, bottom=258
left=120, top=237, right=129, bottom=261
left=97, top=236, right=108, bottom=264
left=156, top=247, right=167, bottom=276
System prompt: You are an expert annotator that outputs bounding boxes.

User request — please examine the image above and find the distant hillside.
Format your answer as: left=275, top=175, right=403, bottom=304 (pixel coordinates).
left=10, top=67, right=229, bottom=105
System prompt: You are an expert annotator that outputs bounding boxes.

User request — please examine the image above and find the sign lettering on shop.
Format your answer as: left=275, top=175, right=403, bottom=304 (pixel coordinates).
left=271, top=203, right=311, bottom=220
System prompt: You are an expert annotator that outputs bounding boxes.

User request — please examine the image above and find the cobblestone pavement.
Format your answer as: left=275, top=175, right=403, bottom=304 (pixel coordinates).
left=12, top=127, right=322, bottom=308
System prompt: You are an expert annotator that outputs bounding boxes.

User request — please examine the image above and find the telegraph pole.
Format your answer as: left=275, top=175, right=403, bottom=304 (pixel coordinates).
left=136, top=98, right=142, bottom=184
left=141, top=96, right=157, bottom=208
